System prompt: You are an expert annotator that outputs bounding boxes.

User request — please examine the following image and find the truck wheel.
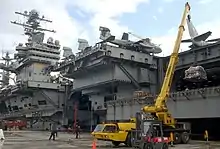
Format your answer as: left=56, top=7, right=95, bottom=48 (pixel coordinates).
left=112, top=141, right=120, bottom=147
left=181, top=132, right=190, bottom=144
left=173, top=132, right=181, bottom=144
left=125, top=132, right=133, bottom=147
left=162, top=143, right=169, bottom=149
left=144, top=143, right=153, bottom=149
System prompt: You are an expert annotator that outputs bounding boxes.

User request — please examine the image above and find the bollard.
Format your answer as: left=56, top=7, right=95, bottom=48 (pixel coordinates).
left=170, top=132, right=174, bottom=147
left=204, top=130, right=209, bottom=143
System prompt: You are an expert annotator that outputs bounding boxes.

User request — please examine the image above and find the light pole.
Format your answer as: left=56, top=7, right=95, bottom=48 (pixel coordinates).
left=90, top=102, right=93, bottom=132
left=113, top=94, right=116, bottom=121
left=62, top=82, right=69, bottom=125
left=73, top=101, right=78, bottom=131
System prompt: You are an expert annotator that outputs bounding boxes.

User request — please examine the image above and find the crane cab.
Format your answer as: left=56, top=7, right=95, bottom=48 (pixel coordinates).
left=132, top=112, right=169, bottom=149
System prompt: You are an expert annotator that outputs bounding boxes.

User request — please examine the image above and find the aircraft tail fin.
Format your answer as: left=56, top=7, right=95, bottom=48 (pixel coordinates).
left=189, top=44, right=195, bottom=48
left=187, top=14, right=198, bottom=38
left=99, top=26, right=112, bottom=41
left=207, top=38, right=220, bottom=42
left=183, top=14, right=212, bottom=43
left=78, top=38, right=89, bottom=51
left=121, top=33, right=129, bottom=40
left=193, top=31, right=212, bottom=42
left=182, top=39, right=192, bottom=43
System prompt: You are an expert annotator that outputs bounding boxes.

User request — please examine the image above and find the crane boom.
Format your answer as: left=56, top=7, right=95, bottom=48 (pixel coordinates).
left=128, top=32, right=143, bottom=40
left=142, top=2, right=191, bottom=127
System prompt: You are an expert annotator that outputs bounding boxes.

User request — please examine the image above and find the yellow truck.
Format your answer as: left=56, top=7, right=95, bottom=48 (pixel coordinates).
left=91, top=119, right=135, bottom=147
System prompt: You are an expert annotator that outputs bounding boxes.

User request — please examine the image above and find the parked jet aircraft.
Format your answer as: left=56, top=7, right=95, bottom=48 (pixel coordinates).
left=97, top=26, right=162, bottom=54
left=181, top=14, right=220, bottom=48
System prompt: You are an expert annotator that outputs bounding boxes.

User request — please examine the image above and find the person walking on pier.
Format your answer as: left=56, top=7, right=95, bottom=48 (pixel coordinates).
left=75, top=122, right=80, bottom=139
left=55, top=122, right=59, bottom=137
left=49, top=122, right=57, bottom=141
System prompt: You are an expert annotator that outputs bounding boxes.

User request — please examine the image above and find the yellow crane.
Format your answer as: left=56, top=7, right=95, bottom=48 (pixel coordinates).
left=140, top=1, right=191, bottom=144
left=91, top=2, right=192, bottom=146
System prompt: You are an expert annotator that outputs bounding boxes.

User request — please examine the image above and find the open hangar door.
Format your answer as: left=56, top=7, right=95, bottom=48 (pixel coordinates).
left=177, top=118, right=220, bottom=140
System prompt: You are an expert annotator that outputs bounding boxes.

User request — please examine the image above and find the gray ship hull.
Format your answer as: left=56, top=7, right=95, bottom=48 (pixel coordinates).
left=0, top=86, right=65, bottom=130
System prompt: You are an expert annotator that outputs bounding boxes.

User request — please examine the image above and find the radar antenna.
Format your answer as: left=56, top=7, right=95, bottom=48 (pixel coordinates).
left=0, top=51, right=14, bottom=86
left=11, top=9, right=55, bottom=39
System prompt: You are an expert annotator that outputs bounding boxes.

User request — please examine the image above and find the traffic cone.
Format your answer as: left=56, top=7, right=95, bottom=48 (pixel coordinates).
left=92, top=138, right=96, bottom=149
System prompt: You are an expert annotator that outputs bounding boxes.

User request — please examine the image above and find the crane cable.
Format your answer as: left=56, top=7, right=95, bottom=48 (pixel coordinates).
left=127, top=32, right=161, bottom=47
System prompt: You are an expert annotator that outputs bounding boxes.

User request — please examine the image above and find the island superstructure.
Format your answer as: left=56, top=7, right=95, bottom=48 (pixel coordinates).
left=0, top=9, right=70, bottom=130
left=54, top=26, right=162, bottom=130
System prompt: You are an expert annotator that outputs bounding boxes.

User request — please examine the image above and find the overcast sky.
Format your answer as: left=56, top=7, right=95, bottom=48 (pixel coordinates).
left=0, top=0, right=220, bottom=57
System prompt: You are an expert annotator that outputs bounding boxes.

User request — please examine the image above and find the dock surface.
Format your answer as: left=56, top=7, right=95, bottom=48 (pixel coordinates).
left=0, top=131, right=219, bottom=149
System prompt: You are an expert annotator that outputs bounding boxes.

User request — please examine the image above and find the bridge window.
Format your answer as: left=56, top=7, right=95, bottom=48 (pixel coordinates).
left=201, top=52, right=207, bottom=59
left=38, top=100, right=47, bottom=105
left=182, top=58, right=185, bottom=63
left=207, top=49, right=211, bottom=55
left=131, top=55, right=135, bottom=60
left=145, top=58, right=148, bottom=63
left=12, top=106, right=19, bottom=111
left=120, top=53, right=124, bottom=58
left=8, top=105, right=11, bottom=111
left=107, top=50, right=111, bottom=56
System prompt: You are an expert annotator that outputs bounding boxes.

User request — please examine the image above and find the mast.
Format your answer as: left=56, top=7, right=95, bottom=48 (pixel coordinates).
left=0, top=51, right=14, bottom=86
left=11, top=9, right=55, bottom=43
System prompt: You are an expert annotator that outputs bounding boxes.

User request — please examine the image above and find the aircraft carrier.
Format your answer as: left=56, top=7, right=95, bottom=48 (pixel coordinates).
left=54, top=13, right=220, bottom=139
left=0, top=9, right=73, bottom=130
left=1, top=8, right=220, bottom=139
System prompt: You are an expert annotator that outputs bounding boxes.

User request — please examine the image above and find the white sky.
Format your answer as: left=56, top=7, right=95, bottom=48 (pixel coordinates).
left=0, top=0, right=219, bottom=56
left=0, top=0, right=220, bottom=84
